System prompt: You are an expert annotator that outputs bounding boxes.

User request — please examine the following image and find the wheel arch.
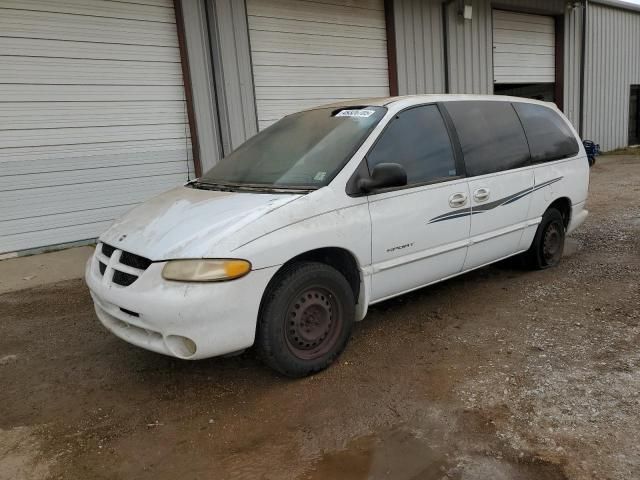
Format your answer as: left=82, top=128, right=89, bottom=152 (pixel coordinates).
left=258, top=247, right=367, bottom=322
left=548, top=197, right=572, bottom=230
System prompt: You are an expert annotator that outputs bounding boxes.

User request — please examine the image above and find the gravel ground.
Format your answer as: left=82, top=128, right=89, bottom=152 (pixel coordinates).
left=1, top=155, right=638, bottom=480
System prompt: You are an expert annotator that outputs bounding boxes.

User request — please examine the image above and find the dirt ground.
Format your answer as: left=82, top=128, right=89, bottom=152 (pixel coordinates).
left=1, top=155, right=639, bottom=480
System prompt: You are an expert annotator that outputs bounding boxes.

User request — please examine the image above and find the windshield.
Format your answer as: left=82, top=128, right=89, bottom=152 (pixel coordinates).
left=199, top=106, right=387, bottom=189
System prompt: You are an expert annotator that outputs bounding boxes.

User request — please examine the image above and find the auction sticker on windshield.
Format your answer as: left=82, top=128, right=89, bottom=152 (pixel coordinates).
left=335, top=109, right=376, bottom=118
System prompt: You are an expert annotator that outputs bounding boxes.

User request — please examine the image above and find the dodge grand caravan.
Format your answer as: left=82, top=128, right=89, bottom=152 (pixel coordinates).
left=86, top=95, right=589, bottom=377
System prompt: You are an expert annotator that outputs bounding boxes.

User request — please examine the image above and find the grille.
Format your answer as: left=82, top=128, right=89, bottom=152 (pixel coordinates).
left=119, top=307, right=139, bottom=317
left=96, top=242, right=152, bottom=287
left=102, top=243, right=116, bottom=257
left=113, top=270, right=138, bottom=286
left=120, top=251, right=152, bottom=270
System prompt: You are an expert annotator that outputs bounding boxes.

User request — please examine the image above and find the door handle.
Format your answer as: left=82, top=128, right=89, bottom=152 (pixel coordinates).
left=473, top=187, right=490, bottom=202
left=448, top=192, right=468, bottom=208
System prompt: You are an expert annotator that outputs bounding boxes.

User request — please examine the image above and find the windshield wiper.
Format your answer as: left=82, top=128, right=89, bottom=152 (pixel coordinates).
left=187, top=180, right=315, bottom=194
left=187, top=180, right=238, bottom=192
left=233, top=185, right=316, bottom=194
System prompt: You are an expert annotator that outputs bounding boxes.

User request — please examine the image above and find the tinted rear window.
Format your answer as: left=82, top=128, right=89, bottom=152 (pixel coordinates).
left=445, top=101, right=530, bottom=176
left=513, top=103, right=579, bottom=162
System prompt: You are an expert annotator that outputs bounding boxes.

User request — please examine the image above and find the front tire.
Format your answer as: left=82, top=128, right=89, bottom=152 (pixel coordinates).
left=522, top=208, right=565, bottom=269
left=256, top=262, right=355, bottom=377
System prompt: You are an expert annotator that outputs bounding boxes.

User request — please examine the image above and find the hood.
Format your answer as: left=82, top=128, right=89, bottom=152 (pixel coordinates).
left=99, top=186, right=301, bottom=260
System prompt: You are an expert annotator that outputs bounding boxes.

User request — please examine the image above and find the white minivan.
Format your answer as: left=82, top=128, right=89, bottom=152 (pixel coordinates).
left=86, top=95, right=589, bottom=377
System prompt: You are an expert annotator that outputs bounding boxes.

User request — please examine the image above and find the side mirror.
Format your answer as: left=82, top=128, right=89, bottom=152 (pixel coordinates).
left=358, top=163, right=407, bottom=193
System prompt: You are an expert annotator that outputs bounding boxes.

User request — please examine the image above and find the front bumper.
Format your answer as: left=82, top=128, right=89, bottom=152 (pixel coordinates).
left=85, top=252, right=278, bottom=359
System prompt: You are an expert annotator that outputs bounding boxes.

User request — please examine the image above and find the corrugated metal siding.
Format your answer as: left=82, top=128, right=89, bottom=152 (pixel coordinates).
left=444, top=0, right=565, bottom=93
left=207, top=0, right=258, bottom=152
left=246, top=0, right=389, bottom=130
left=445, top=0, right=492, bottom=94
left=584, top=3, right=640, bottom=150
left=392, top=0, right=587, bottom=133
left=180, top=0, right=223, bottom=172
left=0, top=0, right=193, bottom=254
left=564, top=5, right=583, bottom=128
left=393, top=0, right=445, bottom=95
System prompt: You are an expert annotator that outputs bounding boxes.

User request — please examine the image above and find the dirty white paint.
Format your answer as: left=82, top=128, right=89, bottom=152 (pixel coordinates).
left=86, top=95, right=589, bottom=367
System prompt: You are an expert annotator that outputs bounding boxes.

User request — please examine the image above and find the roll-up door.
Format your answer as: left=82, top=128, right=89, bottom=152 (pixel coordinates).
left=246, top=0, right=390, bottom=130
left=492, top=10, right=555, bottom=84
left=0, top=0, right=193, bottom=254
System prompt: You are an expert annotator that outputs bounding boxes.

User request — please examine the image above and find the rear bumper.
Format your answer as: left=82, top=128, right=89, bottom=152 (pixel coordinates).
left=568, top=201, right=588, bottom=234
left=85, top=254, right=278, bottom=359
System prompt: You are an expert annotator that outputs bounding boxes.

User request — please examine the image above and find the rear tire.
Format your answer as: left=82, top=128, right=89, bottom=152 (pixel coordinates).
left=522, top=208, right=565, bottom=270
left=256, top=262, right=355, bottom=377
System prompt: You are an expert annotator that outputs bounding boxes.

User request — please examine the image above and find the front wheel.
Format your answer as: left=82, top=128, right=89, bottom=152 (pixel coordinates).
left=522, top=208, right=565, bottom=270
left=256, top=262, right=355, bottom=377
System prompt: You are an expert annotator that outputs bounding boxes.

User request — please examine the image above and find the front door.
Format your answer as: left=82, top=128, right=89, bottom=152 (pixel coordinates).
left=366, top=104, right=470, bottom=302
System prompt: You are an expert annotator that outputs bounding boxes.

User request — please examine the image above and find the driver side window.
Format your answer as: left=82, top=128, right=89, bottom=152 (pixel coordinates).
left=367, top=105, right=458, bottom=186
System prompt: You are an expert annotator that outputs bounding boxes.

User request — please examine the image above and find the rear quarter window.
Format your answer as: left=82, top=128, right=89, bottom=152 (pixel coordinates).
left=444, top=101, right=530, bottom=176
left=513, top=103, right=579, bottom=162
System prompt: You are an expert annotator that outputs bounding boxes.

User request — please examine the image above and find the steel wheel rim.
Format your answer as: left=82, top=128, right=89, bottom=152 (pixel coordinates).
left=284, top=286, right=342, bottom=360
left=543, top=222, right=562, bottom=263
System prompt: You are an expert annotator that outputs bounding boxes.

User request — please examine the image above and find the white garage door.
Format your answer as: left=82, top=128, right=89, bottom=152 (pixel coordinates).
left=492, top=10, right=555, bottom=84
left=0, top=0, right=193, bottom=255
left=246, top=0, right=390, bottom=130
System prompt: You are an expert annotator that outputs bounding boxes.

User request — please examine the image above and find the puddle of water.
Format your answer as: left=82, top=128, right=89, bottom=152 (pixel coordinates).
left=299, top=428, right=448, bottom=480
left=299, top=426, right=566, bottom=480
left=457, top=456, right=566, bottom=480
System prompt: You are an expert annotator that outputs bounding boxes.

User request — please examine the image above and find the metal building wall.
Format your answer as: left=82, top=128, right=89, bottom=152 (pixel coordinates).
left=445, top=0, right=494, bottom=94
left=179, top=0, right=223, bottom=172
left=178, top=0, right=258, bottom=165
left=445, top=0, right=566, bottom=94
left=393, top=0, right=445, bottom=94
left=180, top=0, right=638, bottom=159
left=584, top=3, right=640, bottom=150
left=564, top=4, right=583, bottom=128
left=207, top=0, right=259, bottom=153
left=392, top=0, right=583, bottom=131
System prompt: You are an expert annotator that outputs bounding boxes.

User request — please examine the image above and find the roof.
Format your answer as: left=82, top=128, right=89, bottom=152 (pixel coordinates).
left=592, top=0, right=640, bottom=13
left=321, top=94, right=558, bottom=110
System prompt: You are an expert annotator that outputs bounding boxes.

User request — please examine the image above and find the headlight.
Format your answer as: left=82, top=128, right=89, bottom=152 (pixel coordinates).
left=162, top=259, right=251, bottom=282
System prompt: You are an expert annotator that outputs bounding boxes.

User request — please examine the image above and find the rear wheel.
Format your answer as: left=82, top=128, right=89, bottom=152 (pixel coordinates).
left=522, top=208, right=565, bottom=269
left=256, top=262, right=355, bottom=377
